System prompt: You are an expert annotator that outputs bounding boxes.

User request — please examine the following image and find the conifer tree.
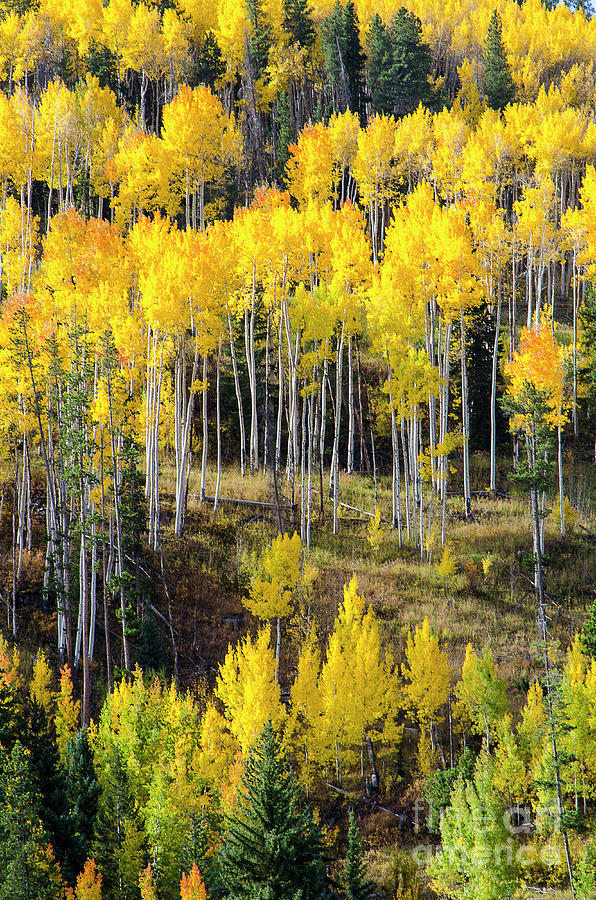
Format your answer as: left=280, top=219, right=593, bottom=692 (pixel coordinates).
left=219, top=721, right=332, bottom=900
left=247, top=0, right=272, bottom=78
left=64, top=729, right=100, bottom=877
left=321, top=0, right=364, bottom=120
left=366, top=16, right=394, bottom=117
left=283, top=0, right=316, bottom=48
left=92, top=745, right=146, bottom=899
left=389, top=8, right=433, bottom=116
left=482, top=10, right=516, bottom=110
left=0, top=741, right=66, bottom=900
left=367, top=9, right=432, bottom=117
left=341, top=810, right=374, bottom=900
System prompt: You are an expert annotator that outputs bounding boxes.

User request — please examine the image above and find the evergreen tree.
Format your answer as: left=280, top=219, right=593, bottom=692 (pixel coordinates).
left=482, top=10, right=516, bottom=110
left=0, top=741, right=65, bottom=900
left=93, top=745, right=146, bottom=899
left=320, top=0, right=364, bottom=120
left=320, top=1, right=349, bottom=111
left=21, top=699, right=79, bottom=884
left=247, top=0, right=272, bottom=78
left=367, top=9, right=433, bottom=117
left=283, top=0, right=316, bottom=48
left=218, top=722, right=332, bottom=900
left=136, top=605, right=166, bottom=674
left=366, top=16, right=394, bottom=117
left=343, top=1, right=365, bottom=122
left=390, top=7, right=433, bottom=115
left=192, top=31, right=226, bottom=90
left=64, top=729, right=100, bottom=877
left=341, top=810, right=374, bottom=900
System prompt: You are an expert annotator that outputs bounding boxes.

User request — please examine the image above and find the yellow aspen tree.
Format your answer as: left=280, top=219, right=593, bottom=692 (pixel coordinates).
left=194, top=703, right=238, bottom=788
left=29, top=650, right=54, bottom=718
left=288, top=630, right=322, bottom=786
left=285, top=123, right=334, bottom=209
left=316, top=575, right=400, bottom=784
left=455, top=644, right=508, bottom=752
left=352, top=113, right=398, bottom=262
left=55, top=663, right=81, bottom=761
left=180, top=864, right=207, bottom=900
left=244, top=531, right=310, bottom=681
left=215, top=628, right=286, bottom=754
left=37, top=80, right=80, bottom=223
left=492, top=714, right=530, bottom=810
left=328, top=109, right=360, bottom=206
left=72, top=859, right=103, bottom=900
left=402, top=617, right=450, bottom=771
left=161, top=84, right=240, bottom=230
left=139, top=862, right=159, bottom=900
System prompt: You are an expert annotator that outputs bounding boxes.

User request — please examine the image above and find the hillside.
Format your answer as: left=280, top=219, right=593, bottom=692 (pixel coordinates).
left=0, top=0, right=596, bottom=898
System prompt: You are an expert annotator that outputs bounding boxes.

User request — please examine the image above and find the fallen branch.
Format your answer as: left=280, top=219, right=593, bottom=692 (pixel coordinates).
left=190, top=494, right=295, bottom=512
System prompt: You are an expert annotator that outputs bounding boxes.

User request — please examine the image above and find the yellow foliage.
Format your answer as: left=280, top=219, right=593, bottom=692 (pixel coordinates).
left=30, top=651, right=54, bottom=718
left=505, top=315, right=570, bottom=431
left=314, top=576, right=401, bottom=770
left=437, top=545, right=457, bottom=577
left=180, top=863, right=207, bottom=900
left=481, top=554, right=494, bottom=577
left=367, top=507, right=386, bottom=557
left=215, top=628, right=285, bottom=753
left=402, top=618, right=450, bottom=735
left=73, top=859, right=102, bottom=900
left=244, top=531, right=308, bottom=621
left=139, top=862, right=159, bottom=900
left=55, top=664, right=80, bottom=763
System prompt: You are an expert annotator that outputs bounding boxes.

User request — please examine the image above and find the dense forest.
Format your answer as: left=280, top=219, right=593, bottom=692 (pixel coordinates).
left=0, top=0, right=596, bottom=897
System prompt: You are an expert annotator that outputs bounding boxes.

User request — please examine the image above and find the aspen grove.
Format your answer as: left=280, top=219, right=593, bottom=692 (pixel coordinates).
left=0, top=0, right=595, bottom=897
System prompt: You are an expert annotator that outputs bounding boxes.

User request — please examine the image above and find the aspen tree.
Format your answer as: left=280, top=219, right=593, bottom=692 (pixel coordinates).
left=455, top=644, right=508, bottom=752
left=244, top=531, right=310, bottom=682
left=317, top=575, right=400, bottom=783
left=215, top=628, right=286, bottom=754
left=402, top=617, right=450, bottom=770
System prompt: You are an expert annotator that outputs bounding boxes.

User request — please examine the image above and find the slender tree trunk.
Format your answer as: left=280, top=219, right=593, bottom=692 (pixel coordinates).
left=460, top=309, right=472, bottom=519
left=490, top=288, right=501, bottom=495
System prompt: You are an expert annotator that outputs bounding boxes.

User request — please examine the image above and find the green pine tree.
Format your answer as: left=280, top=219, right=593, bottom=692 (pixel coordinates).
left=283, top=0, right=316, bottom=48
left=219, top=721, right=332, bottom=900
left=482, top=10, right=516, bottom=110
left=247, top=0, right=272, bottom=78
left=320, top=1, right=348, bottom=111
left=389, top=7, right=433, bottom=115
left=64, top=728, right=100, bottom=877
left=320, top=0, right=364, bottom=119
left=366, top=15, right=394, bottom=116
left=341, top=810, right=374, bottom=900
left=136, top=604, right=166, bottom=674
left=0, top=741, right=65, bottom=900
left=343, top=0, right=365, bottom=122
left=93, top=744, right=146, bottom=899
left=22, top=699, right=78, bottom=884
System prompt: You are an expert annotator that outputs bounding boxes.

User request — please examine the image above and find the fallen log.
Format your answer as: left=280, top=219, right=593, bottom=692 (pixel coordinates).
left=190, top=494, right=295, bottom=512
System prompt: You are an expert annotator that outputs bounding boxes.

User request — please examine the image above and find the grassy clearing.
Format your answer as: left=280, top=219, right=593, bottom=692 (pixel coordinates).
left=150, top=454, right=596, bottom=689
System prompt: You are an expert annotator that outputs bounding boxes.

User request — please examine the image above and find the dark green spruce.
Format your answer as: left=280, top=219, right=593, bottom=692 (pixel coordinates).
left=219, top=721, right=332, bottom=900
left=482, top=10, right=516, bottom=110
left=341, top=810, right=375, bottom=900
